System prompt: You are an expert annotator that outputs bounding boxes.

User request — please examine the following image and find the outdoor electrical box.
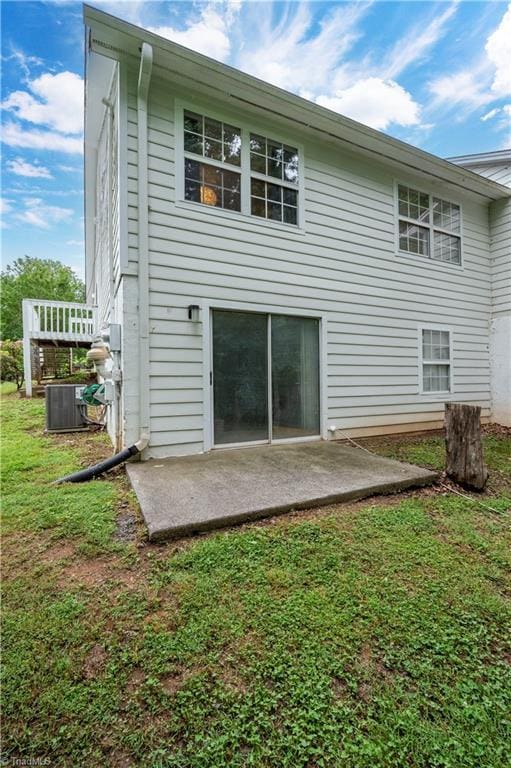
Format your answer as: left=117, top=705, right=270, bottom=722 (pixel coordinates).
left=45, top=384, right=87, bottom=433
left=100, top=323, right=121, bottom=352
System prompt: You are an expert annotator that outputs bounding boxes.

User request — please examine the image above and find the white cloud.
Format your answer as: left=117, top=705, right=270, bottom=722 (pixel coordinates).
left=1, top=198, right=14, bottom=216
left=0, top=198, right=14, bottom=229
left=93, top=1, right=147, bottom=26
left=65, top=239, right=84, bottom=246
left=427, top=4, right=511, bottom=119
left=1, top=122, right=83, bottom=154
left=428, top=67, right=492, bottom=111
left=150, top=3, right=239, bottom=61
left=480, top=107, right=500, bottom=122
left=2, top=48, right=44, bottom=79
left=235, top=2, right=369, bottom=94
left=485, top=4, right=511, bottom=96
left=16, top=198, right=73, bottom=229
left=2, top=71, right=83, bottom=134
left=316, top=78, right=421, bottom=130
left=383, top=2, right=459, bottom=79
left=58, top=164, right=80, bottom=173
left=6, top=157, right=53, bottom=179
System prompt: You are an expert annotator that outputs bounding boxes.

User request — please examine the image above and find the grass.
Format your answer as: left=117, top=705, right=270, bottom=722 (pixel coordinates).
left=1, top=390, right=510, bottom=767
left=361, top=430, right=511, bottom=475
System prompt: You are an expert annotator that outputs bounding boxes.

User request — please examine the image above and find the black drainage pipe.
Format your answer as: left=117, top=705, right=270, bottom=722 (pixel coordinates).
left=55, top=444, right=140, bottom=484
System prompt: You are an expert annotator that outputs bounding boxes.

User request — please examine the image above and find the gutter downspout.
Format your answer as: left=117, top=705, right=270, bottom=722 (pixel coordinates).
left=136, top=42, right=153, bottom=456
left=101, top=95, right=115, bottom=325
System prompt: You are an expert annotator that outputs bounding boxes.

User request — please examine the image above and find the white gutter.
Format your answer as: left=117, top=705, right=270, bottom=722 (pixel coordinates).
left=136, top=41, right=153, bottom=455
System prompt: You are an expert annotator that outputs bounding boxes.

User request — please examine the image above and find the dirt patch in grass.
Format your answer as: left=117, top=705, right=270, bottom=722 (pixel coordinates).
left=331, top=676, right=348, bottom=700
left=106, top=749, right=135, bottom=768
left=83, top=643, right=108, bottom=679
left=50, top=429, right=113, bottom=471
left=220, top=664, right=248, bottom=696
left=160, top=667, right=191, bottom=696
left=126, top=667, right=146, bottom=695
left=40, top=540, right=77, bottom=562
left=1, top=530, right=76, bottom=581
left=56, top=554, right=142, bottom=589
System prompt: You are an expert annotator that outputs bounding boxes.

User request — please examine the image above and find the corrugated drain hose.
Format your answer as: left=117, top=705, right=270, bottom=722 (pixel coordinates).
left=54, top=437, right=148, bottom=484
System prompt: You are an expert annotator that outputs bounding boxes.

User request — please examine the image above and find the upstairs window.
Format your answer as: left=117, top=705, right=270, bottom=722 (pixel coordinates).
left=250, top=134, right=299, bottom=225
left=421, top=328, right=452, bottom=393
left=183, top=110, right=241, bottom=212
left=398, top=185, right=461, bottom=265
left=180, top=107, right=301, bottom=226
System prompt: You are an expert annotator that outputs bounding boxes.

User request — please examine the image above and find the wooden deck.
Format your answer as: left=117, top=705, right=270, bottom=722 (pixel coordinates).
left=22, top=299, right=97, bottom=397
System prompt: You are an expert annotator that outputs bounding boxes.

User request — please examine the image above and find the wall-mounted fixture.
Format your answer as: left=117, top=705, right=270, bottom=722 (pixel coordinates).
left=188, top=304, right=200, bottom=322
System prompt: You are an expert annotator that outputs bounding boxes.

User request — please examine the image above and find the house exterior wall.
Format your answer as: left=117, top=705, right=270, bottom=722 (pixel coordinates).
left=86, top=64, right=123, bottom=445
left=489, top=197, right=511, bottom=426
left=118, top=69, right=496, bottom=459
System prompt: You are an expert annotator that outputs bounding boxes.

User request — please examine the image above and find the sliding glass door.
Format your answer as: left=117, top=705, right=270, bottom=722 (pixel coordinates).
left=271, top=315, right=320, bottom=439
left=212, top=310, right=320, bottom=446
left=212, top=310, right=268, bottom=445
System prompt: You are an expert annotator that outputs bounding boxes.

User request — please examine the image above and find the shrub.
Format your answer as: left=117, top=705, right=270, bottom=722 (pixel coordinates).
left=0, top=340, right=24, bottom=389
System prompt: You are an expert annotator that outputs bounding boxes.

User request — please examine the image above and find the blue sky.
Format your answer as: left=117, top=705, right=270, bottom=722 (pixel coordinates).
left=1, top=0, right=510, bottom=280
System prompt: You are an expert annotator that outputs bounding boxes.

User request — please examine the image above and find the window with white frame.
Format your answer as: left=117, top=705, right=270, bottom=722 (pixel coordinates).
left=181, top=108, right=300, bottom=225
left=249, top=134, right=299, bottom=224
left=398, top=185, right=461, bottom=265
left=421, top=328, right=452, bottom=392
left=183, top=111, right=242, bottom=212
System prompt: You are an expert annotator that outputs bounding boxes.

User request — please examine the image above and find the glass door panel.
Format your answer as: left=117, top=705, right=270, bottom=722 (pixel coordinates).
left=212, top=310, right=268, bottom=445
left=271, top=315, right=320, bottom=439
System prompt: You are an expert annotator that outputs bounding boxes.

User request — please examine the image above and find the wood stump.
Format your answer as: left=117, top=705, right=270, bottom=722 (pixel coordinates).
left=444, top=403, right=488, bottom=491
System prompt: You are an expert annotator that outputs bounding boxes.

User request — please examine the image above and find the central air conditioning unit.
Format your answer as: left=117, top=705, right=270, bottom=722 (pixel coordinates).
left=45, top=384, right=88, bottom=433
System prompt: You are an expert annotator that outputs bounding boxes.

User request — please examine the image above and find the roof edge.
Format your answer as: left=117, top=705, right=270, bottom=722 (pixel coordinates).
left=448, top=150, right=511, bottom=167
left=83, top=3, right=511, bottom=201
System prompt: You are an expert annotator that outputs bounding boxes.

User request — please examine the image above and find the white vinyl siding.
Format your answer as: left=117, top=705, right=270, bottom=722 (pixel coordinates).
left=88, top=66, right=121, bottom=328
left=121, top=72, right=493, bottom=458
left=489, top=197, right=511, bottom=317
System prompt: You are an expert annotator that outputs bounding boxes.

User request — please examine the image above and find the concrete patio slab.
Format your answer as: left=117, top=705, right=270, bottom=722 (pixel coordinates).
left=127, top=441, right=437, bottom=541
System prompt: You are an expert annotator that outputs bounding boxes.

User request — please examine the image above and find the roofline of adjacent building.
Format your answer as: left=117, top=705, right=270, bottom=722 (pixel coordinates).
left=83, top=3, right=511, bottom=201
left=447, top=149, right=511, bottom=167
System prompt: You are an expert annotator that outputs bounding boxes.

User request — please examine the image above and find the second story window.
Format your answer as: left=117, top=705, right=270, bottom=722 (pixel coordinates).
left=180, top=107, right=301, bottom=226
left=398, top=184, right=461, bottom=265
left=183, top=110, right=241, bottom=212
left=250, top=135, right=299, bottom=225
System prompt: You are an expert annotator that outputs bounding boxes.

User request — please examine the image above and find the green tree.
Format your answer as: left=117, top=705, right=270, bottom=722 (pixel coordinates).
left=0, top=256, right=85, bottom=340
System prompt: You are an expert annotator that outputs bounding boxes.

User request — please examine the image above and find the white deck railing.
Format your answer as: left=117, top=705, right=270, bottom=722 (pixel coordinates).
left=22, top=299, right=97, bottom=342
left=22, top=299, right=98, bottom=397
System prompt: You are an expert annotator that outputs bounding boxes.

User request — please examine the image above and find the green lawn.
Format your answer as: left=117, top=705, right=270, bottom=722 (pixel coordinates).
left=1, top=390, right=510, bottom=767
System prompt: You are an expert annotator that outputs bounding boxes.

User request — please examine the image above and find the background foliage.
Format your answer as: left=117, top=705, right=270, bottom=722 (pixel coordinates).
left=0, top=256, right=85, bottom=340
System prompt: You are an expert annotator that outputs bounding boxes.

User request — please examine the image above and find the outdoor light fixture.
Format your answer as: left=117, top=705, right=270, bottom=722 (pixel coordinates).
left=188, top=304, right=200, bottom=322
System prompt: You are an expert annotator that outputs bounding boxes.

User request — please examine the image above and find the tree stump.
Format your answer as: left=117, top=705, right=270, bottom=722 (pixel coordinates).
left=444, top=402, right=488, bottom=491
